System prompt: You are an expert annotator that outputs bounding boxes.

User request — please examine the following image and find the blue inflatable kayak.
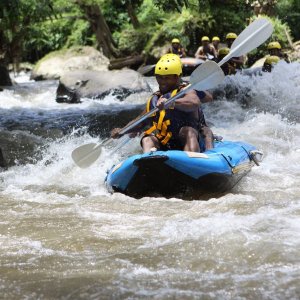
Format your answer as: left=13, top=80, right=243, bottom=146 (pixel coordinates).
left=105, top=140, right=263, bottom=198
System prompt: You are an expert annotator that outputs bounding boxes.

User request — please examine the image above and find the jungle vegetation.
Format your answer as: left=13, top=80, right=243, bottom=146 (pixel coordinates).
left=0, top=0, right=299, bottom=85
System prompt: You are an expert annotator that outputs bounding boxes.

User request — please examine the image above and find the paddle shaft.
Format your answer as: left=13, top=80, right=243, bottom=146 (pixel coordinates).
left=109, top=137, right=132, bottom=155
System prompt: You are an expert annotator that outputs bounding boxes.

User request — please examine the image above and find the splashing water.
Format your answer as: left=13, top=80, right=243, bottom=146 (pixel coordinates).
left=1, top=62, right=300, bottom=298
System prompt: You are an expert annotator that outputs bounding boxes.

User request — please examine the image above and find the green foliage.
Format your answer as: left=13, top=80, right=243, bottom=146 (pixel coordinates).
left=1, top=0, right=298, bottom=66
left=113, top=29, right=150, bottom=54
left=152, top=0, right=190, bottom=13
left=275, top=0, right=300, bottom=41
left=100, top=0, right=131, bottom=32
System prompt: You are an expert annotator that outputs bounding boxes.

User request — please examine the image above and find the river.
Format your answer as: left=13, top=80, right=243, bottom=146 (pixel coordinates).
left=1, top=62, right=300, bottom=299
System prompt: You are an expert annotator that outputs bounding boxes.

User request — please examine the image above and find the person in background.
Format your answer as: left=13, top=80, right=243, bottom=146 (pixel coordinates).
left=166, top=38, right=187, bottom=58
left=195, top=36, right=218, bottom=61
left=111, top=55, right=214, bottom=153
left=225, top=33, right=243, bottom=69
left=267, top=42, right=290, bottom=63
left=218, top=47, right=236, bottom=76
left=262, top=56, right=280, bottom=72
left=211, top=36, right=220, bottom=54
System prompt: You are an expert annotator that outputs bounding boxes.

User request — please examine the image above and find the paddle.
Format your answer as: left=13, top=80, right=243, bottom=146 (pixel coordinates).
left=218, top=17, right=273, bottom=66
left=108, top=137, right=132, bottom=155
left=72, top=61, right=224, bottom=169
left=72, top=17, right=273, bottom=169
left=205, top=54, right=215, bottom=60
left=138, top=64, right=156, bottom=75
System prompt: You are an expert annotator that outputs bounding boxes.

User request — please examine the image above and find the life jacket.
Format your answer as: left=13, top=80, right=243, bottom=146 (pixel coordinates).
left=170, top=46, right=182, bottom=57
left=278, top=53, right=290, bottom=64
left=144, top=84, right=203, bottom=146
left=232, top=56, right=242, bottom=69
left=200, top=45, right=214, bottom=56
left=221, top=62, right=237, bottom=75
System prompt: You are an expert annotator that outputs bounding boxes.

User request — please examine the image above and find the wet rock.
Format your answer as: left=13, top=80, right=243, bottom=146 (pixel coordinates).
left=56, top=69, right=152, bottom=103
left=31, top=46, right=109, bottom=81
left=0, top=148, right=7, bottom=170
left=0, top=129, right=45, bottom=167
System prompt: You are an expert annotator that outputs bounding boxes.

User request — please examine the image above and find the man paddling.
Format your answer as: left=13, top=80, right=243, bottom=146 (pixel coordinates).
left=195, top=36, right=217, bottom=61
left=218, top=48, right=236, bottom=76
left=166, top=38, right=187, bottom=58
left=267, top=41, right=290, bottom=63
left=225, top=33, right=243, bottom=69
left=111, top=56, right=214, bottom=153
left=262, top=56, right=280, bottom=72
left=211, top=36, right=220, bottom=54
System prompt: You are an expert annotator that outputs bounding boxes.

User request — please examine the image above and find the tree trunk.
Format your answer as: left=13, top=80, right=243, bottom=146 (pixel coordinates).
left=109, top=53, right=145, bottom=70
left=125, top=0, right=141, bottom=29
left=284, top=27, right=294, bottom=50
left=0, top=13, right=32, bottom=86
left=0, top=30, right=12, bottom=86
left=76, top=1, right=120, bottom=59
left=0, top=62, right=12, bottom=86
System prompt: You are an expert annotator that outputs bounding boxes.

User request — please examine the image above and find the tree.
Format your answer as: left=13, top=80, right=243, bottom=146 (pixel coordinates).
left=0, top=0, right=55, bottom=85
left=153, top=0, right=190, bottom=12
left=76, top=0, right=121, bottom=59
left=124, top=0, right=141, bottom=29
left=275, top=0, right=300, bottom=41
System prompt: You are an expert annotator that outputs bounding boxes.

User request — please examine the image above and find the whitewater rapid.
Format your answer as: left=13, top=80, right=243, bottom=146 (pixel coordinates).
left=1, top=63, right=300, bottom=298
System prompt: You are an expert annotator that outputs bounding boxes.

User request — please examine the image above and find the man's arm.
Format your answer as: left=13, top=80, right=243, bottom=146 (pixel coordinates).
left=195, top=90, right=213, bottom=103
left=156, top=89, right=200, bottom=112
left=181, top=47, right=187, bottom=58
left=231, top=55, right=243, bottom=66
left=212, top=46, right=218, bottom=59
left=111, top=108, right=148, bottom=139
left=195, top=47, right=205, bottom=59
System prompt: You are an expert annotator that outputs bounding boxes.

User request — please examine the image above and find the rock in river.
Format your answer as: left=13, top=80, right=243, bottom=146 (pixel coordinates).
left=31, top=46, right=109, bottom=81
left=56, top=69, right=152, bottom=103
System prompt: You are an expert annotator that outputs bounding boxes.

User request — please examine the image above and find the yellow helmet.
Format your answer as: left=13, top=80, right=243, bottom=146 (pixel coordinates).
left=159, top=54, right=183, bottom=68
left=212, top=36, right=220, bottom=42
left=201, top=36, right=210, bottom=42
left=155, top=57, right=182, bottom=76
left=267, top=41, right=281, bottom=50
left=219, top=47, right=230, bottom=56
left=172, top=38, right=180, bottom=44
left=264, top=56, right=280, bottom=65
left=226, top=33, right=237, bottom=40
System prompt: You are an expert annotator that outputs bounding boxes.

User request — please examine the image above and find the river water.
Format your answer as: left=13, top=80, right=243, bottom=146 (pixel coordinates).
left=1, top=62, right=300, bottom=299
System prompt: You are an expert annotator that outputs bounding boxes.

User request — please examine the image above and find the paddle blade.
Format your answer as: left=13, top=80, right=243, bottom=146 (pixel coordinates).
left=72, top=143, right=102, bottom=169
left=138, top=64, right=156, bottom=75
left=190, top=61, right=225, bottom=91
left=231, top=17, right=273, bottom=57
left=218, top=18, right=273, bottom=67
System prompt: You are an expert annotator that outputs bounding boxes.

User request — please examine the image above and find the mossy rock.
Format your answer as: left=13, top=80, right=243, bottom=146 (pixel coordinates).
left=31, top=46, right=109, bottom=81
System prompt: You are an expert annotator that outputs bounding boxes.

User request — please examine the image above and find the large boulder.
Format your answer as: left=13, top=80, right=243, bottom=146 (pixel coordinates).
left=56, top=69, right=152, bottom=103
left=0, top=128, right=64, bottom=169
left=0, top=130, right=44, bottom=168
left=31, top=46, right=109, bottom=81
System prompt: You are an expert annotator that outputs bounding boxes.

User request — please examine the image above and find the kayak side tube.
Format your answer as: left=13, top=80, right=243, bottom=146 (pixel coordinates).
left=105, top=141, right=261, bottom=198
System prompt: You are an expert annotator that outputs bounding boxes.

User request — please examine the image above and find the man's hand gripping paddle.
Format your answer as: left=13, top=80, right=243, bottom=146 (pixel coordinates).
left=72, top=17, right=273, bottom=169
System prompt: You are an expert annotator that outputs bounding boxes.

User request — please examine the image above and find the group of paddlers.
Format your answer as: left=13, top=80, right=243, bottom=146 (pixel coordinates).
left=166, top=35, right=289, bottom=75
